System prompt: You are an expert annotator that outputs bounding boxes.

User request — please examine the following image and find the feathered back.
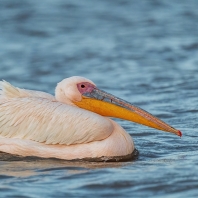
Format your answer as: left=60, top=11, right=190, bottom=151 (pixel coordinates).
left=0, top=80, right=20, bottom=98
left=0, top=80, right=55, bottom=100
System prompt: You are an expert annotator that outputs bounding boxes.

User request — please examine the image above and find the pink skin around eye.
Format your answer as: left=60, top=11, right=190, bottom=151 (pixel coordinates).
left=77, top=82, right=96, bottom=94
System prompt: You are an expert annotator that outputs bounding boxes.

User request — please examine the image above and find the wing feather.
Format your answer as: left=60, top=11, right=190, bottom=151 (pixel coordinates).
left=0, top=97, right=113, bottom=145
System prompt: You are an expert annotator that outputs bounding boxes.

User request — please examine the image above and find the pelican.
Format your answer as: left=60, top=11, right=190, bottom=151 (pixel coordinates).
left=0, top=76, right=181, bottom=161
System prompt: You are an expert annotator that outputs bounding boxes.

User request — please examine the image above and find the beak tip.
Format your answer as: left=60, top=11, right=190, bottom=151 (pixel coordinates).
left=178, top=130, right=182, bottom=137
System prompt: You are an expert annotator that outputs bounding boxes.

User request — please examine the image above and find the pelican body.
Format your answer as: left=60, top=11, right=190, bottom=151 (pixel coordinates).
left=0, top=76, right=181, bottom=161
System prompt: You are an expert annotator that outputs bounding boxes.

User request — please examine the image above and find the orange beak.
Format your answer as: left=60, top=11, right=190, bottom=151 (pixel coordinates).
left=74, top=87, right=182, bottom=137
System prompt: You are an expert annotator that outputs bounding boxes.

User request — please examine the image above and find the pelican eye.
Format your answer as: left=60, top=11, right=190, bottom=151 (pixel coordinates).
left=81, top=84, right=85, bottom=88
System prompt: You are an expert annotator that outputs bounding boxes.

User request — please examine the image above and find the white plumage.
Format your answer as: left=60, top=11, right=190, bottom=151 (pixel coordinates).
left=0, top=76, right=181, bottom=160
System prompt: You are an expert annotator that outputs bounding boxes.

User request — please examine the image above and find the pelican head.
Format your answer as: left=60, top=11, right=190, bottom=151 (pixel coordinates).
left=55, top=76, right=182, bottom=137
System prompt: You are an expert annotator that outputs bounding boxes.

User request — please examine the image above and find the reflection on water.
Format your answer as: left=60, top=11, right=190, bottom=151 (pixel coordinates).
left=0, top=0, right=198, bottom=197
left=0, top=159, right=130, bottom=178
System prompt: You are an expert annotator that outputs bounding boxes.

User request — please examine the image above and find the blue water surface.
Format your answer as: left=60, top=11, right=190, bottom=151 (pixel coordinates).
left=0, top=0, right=198, bottom=197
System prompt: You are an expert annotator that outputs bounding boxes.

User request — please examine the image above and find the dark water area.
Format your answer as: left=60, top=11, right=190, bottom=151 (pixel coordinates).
left=0, top=0, right=198, bottom=197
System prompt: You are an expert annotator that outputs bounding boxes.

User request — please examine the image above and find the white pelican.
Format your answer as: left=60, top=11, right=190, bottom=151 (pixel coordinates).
left=0, top=76, right=181, bottom=161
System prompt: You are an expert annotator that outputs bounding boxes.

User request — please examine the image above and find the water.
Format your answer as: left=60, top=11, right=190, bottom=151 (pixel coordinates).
left=0, top=0, right=198, bottom=197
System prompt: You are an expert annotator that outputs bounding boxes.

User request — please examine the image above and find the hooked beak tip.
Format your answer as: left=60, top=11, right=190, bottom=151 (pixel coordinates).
left=178, top=130, right=182, bottom=137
